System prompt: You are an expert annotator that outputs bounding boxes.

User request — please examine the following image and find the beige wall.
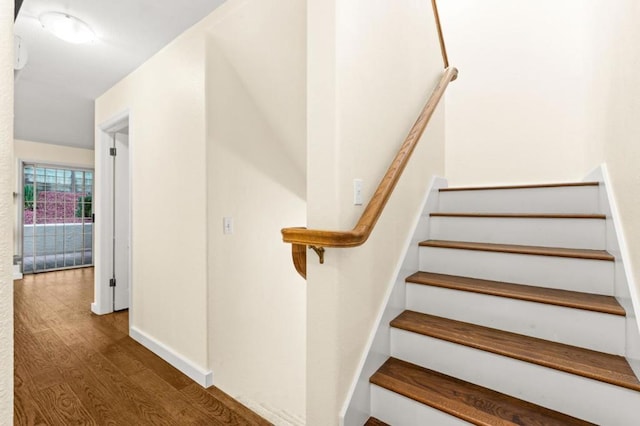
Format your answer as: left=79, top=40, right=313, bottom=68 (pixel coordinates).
left=0, top=0, right=13, bottom=422
left=205, top=0, right=306, bottom=421
left=586, top=0, right=640, bottom=342
left=14, top=139, right=94, bottom=167
left=440, top=0, right=640, bottom=366
left=439, top=0, right=640, bottom=325
left=306, top=0, right=446, bottom=424
left=440, top=0, right=596, bottom=186
left=96, top=16, right=209, bottom=370
left=97, top=0, right=307, bottom=420
left=90, top=1, right=640, bottom=424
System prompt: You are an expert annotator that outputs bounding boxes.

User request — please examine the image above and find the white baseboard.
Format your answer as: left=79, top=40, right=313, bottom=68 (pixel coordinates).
left=585, top=164, right=640, bottom=379
left=13, top=264, right=22, bottom=280
left=90, top=302, right=112, bottom=316
left=129, top=326, right=214, bottom=388
left=340, top=176, right=448, bottom=426
left=235, top=397, right=305, bottom=426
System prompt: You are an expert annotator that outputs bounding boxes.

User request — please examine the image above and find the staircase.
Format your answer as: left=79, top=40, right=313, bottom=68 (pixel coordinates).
left=365, top=182, right=640, bottom=425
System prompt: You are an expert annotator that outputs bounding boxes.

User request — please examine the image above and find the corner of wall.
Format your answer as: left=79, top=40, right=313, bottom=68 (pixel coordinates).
left=204, top=0, right=307, bottom=420
left=235, top=397, right=306, bottom=426
left=130, top=326, right=214, bottom=388
left=0, top=0, right=14, bottom=421
left=340, top=176, right=448, bottom=426
left=585, top=164, right=640, bottom=378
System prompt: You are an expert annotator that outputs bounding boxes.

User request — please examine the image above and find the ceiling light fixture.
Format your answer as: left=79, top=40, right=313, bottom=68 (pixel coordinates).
left=39, top=12, right=96, bottom=44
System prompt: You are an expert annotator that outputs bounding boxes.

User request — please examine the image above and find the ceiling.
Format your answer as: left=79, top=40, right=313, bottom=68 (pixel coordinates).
left=13, top=0, right=226, bottom=149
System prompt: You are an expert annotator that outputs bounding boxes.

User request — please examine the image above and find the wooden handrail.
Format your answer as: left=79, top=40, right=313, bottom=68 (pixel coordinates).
left=431, top=0, right=450, bottom=69
left=283, top=1, right=456, bottom=278
left=283, top=66, right=457, bottom=246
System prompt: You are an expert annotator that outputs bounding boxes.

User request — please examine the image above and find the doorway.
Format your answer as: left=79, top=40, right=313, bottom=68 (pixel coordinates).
left=93, top=112, right=131, bottom=315
left=21, top=163, right=94, bottom=273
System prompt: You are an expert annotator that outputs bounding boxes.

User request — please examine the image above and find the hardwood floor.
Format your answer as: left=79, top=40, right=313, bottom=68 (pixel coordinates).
left=391, top=310, right=640, bottom=391
left=14, top=268, right=272, bottom=425
left=405, top=271, right=626, bottom=315
left=371, top=358, right=594, bottom=426
left=419, top=240, right=615, bottom=261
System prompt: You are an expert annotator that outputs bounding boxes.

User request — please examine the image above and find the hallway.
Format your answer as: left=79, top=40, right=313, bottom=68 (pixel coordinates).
left=13, top=268, right=270, bottom=425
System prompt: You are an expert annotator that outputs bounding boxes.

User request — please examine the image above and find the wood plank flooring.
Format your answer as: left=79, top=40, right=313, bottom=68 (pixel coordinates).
left=419, top=240, right=615, bottom=261
left=405, top=271, right=625, bottom=316
left=430, top=212, right=606, bottom=219
left=439, top=182, right=600, bottom=192
left=363, top=417, right=389, bottom=426
left=14, top=268, right=272, bottom=426
left=391, top=310, right=640, bottom=391
left=371, top=358, right=595, bottom=426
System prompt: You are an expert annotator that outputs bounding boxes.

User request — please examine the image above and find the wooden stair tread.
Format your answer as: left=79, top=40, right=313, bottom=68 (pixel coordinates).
left=364, top=417, right=389, bottom=426
left=371, top=357, right=594, bottom=426
left=406, top=271, right=625, bottom=316
left=391, top=311, right=640, bottom=392
left=440, top=182, right=599, bottom=192
left=431, top=212, right=606, bottom=219
left=419, top=240, right=614, bottom=261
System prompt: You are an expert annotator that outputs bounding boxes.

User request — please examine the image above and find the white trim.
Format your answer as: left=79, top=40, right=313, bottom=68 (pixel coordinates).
left=14, top=160, right=24, bottom=268
left=90, top=301, right=111, bottom=316
left=340, top=176, right=448, bottom=426
left=235, top=397, right=305, bottom=426
left=99, top=109, right=130, bottom=133
left=13, top=264, right=22, bottom=280
left=17, top=159, right=94, bottom=170
left=94, top=108, right=132, bottom=316
left=585, top=164, right=640, bottom=377
left=130, top=326, right=214, bottom=388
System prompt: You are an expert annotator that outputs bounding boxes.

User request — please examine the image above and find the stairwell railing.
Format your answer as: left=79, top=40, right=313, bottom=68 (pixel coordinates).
left=281, top=0, right=458, bottom=278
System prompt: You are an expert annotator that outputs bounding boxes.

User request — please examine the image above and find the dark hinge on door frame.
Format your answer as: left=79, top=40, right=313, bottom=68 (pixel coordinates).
left=111, top=132, right=117, bottom=311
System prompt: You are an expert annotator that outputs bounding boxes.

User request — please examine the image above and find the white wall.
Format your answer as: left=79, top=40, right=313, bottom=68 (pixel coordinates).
left=97, top=0, right=307, bottom=420
left=440, top=0, right=594, bottom=186
left=13, top=139, right=94, bottom=254
left=440, top=0, right=640, bottom=379
left=306, top=0, right=446, bottom=424
left=585, top=0, right=640, bottom=369
left=96, top=16, right=209, bottom=373
left=205, top=0, right=306, bottom=422
left=0, top=0, right=13, bottom=423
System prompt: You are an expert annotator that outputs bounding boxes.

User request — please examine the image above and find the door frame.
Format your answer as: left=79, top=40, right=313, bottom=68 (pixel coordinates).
left=93, top=109, right=132, bottom=317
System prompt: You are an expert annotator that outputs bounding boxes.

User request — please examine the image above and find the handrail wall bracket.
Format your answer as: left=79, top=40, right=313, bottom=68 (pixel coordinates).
left=309, top=246, right=325, bottom=264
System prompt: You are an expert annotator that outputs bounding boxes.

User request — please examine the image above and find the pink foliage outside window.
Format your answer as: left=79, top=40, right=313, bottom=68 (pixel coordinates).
left=23, top=191, right=92, bottom=225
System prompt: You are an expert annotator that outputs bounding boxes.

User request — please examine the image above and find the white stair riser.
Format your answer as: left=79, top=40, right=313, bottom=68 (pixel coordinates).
left=430, top=216, right=605, bottom=250
left=391, top=329, right=640, bottom=425
left=406, top=284, right=625, bottom=354
left=371, top=385, right=470, bottom=426
left=438, top=186, right=599, bottom=214
left=420, top=247, right=614, bottom=295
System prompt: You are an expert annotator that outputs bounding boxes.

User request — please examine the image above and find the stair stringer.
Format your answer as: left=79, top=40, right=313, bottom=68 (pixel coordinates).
left=586, top=164, right=640, bottom=378
left=340, top=176, right=448, bottom=426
